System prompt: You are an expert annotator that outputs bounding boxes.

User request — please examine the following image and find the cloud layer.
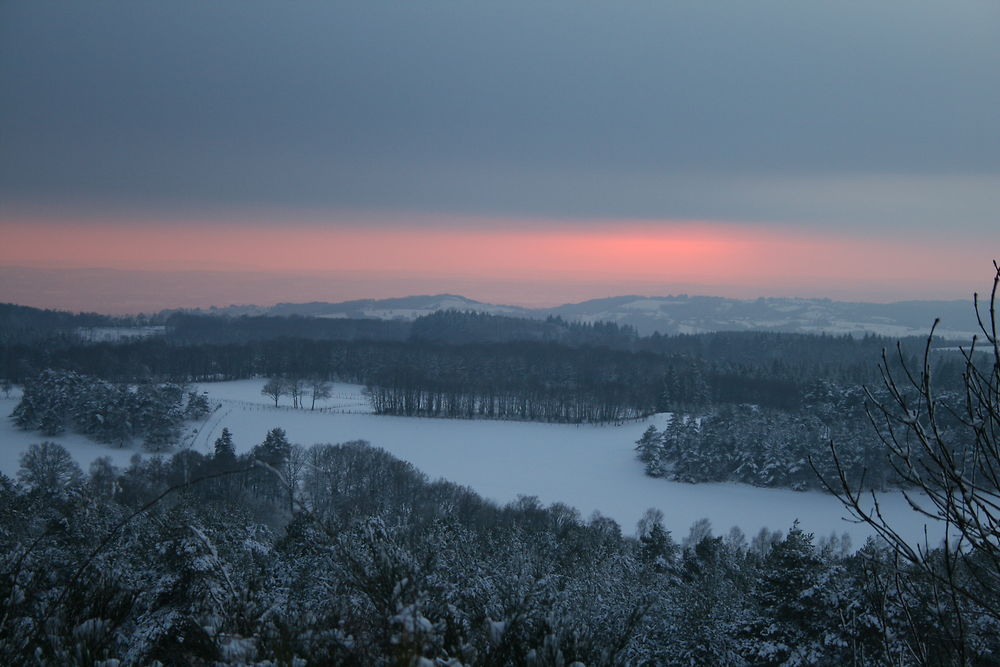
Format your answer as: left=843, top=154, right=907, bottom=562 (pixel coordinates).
left=2, top=1, right=998, bottom=230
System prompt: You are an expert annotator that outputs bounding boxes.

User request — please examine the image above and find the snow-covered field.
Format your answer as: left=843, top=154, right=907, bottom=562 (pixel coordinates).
left=1, top=380, right=935, bottom=546
left=74, top=325, right=166, bottom=342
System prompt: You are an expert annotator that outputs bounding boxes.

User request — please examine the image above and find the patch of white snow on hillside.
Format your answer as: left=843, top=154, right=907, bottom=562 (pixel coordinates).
left=0, top=379, right=937, bottom=549
left=622, top=300, right=667, bottom=312
left=188, top=381, right=933, bottom=546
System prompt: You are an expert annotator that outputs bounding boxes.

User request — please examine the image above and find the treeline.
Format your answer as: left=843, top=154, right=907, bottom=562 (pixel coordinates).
left=12, top=369, right=210, bottom=451
left=410, top=310, right=639, bottom=346
left=4, top=334, right=949, bottom=409
left=165, top=311, right=411, bottom=344
left=4, top=300, right=934, bottom=360
left=164, top=309, right=940, bottom=385
left=165, top=308, right=940, bottom=375
left=3, top=438, right=996, bottom=664
left=4, top=342, right=968, bottom=430
left=167, top=309, right=643, bottom=348
left=363, top=343, right=656, bottom=422
left=3, top=303, right=948, bottom=391
left=0, top=303, right=148, bottom=345
left=367, top=382, right=643, bottom=423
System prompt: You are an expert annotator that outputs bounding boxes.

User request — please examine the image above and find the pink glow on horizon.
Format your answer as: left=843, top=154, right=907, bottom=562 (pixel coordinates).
left=0, top=217, right=991, bottom=311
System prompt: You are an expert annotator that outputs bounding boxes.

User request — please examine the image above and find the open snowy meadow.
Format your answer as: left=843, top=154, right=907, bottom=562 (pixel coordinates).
left=1, top=379, right=933, bottom=546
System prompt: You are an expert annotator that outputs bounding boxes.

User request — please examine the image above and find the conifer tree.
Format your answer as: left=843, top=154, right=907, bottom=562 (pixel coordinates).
left=745, top=521, right=834, bottom=664
left=252, top=427, right=292, bottom=502
left=634, top=425, right=663, bottom=476
left=256, top=427, right=290, bottom=466
left=185, top=391, right=210, bottom=420
left=214, top=427, right=236, bottom=462
left=637, top=508, right=677, bottom=570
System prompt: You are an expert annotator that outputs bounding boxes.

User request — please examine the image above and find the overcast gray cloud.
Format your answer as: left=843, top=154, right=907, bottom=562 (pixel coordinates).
left=1, top=0, right=998, bottom=230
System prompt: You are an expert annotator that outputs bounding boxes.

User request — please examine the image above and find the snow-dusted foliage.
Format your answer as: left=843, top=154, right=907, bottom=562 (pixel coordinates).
left=637, top=385, right=896, bottom=491
left=638, top=376, right=977, bottom=492
left=1, top=439, right=997, bottom=664
left=12, top=369, right=204, bottom=451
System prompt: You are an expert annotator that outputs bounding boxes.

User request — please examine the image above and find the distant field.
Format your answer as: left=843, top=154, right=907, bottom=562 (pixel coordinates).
left=74, top=325, right=166, bottom=342
left=1, top=379, right=934, bottom=546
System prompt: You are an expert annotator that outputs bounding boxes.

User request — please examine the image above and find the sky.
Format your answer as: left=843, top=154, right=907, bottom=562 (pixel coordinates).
left=1, top=1, right=998, bottom=312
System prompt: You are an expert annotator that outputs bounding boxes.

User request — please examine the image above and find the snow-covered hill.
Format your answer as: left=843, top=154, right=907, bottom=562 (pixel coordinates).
left=172, top=293, right=979, bottom=340
left=543, top=295, right=979, bottom=339
left=183, top=294, right=528, bottom=321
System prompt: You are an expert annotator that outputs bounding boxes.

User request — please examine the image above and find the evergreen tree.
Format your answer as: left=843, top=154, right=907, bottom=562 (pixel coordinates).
left=634, top=425, right=664, bottom=476
left=637, top=508, right=677, bottom=571
left=185, top=390, right=210, bottom=420
left=744, top=521, right=835, bottom=664
left=136, top=383, right=186, bottom=452
left=255, top=427, right=291, bottom=467
left=214, top=427, right=236, bottom=462
left=12, top=369, right=85, bottom=436
left=252, top=427, right=292, bottom=502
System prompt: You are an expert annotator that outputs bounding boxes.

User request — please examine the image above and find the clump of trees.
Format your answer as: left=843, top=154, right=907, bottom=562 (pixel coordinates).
left=636, top=393, right=888, bottom=491
left=410, top=309, right=639, bottom=346
left=12, top=369, right=209, bottom=451
left=633, top=368, right=980, bottom=491
left=364, top=344, right=657, bottom=423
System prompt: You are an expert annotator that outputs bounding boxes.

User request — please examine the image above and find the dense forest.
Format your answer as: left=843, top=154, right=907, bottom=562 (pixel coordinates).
left=2, top=437, right=997, bottom=665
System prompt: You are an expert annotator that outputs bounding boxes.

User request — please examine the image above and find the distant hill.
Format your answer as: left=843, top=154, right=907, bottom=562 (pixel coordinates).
left=167, top=294, right=980, bottom=340
left=0, top=302, right=154, bottom=344
left=542, top=295, right=979, bottom=339
left=171, top=294, right=529, bottom=321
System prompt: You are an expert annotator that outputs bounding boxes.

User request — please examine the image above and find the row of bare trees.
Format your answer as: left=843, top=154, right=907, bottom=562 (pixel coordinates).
left=260, top=375, right=332, bottom=409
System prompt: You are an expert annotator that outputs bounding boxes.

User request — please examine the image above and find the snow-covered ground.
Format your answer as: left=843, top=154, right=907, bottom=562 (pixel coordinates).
left=1, top=379, right=935, bottom=546
left=74, top=325, right=166, bottom=342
